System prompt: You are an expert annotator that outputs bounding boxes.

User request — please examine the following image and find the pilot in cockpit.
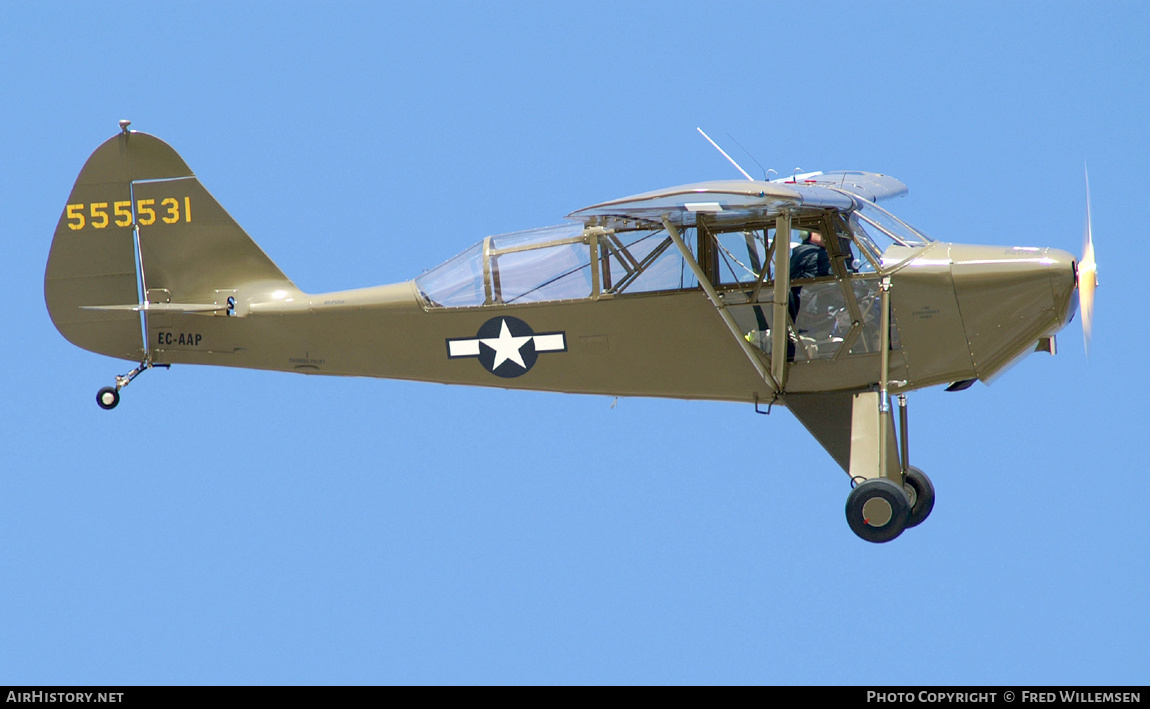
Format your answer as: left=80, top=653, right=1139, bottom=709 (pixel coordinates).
left=791, top=230, right=831, bottom=281
left=789, top=230, right=831, bottom=323
left=785, top=230, right=833, bottom=362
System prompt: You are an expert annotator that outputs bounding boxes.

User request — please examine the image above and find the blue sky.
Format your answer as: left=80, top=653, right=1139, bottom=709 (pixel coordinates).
left=2, top=1, right=1147, bottom=685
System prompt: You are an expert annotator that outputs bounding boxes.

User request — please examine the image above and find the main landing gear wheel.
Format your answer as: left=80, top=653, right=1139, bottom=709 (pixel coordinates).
left=903, top=466, right=935, bottom=528
left=96, top=386, right=120, bottom=410
left=846, top=478, right=910, bottom=543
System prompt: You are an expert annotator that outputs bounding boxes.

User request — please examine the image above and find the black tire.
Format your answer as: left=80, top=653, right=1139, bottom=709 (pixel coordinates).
left=96, top=386, right=119, bottom=410
left=846, top=478, right=910, bottom=543
left=903, top=466, right=935, bottom=528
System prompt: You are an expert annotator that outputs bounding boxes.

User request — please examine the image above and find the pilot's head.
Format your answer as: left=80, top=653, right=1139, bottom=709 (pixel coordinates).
left=804, top=230, right=825, bottom=246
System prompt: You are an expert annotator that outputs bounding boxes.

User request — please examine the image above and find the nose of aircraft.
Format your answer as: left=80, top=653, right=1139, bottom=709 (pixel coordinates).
left=948, top=245, right=1077, bottom=381
left=1051, top=247, right=1079, bottom=326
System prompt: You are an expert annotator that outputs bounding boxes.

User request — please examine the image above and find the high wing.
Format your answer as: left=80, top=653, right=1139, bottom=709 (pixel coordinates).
left=772, top=171, right=908, bottom=203
left=566, top=172, right=904, bottom=228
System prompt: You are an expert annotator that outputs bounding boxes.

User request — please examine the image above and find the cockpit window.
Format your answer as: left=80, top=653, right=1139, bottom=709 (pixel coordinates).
left=713, top=227, right=772, bottom=286
left=417, top=196, right=932, bottom=309
left=490, top=224, right=593, bottom=304
left=417, top=223, right=699, bottom=308
left=600, top=228, right=699, bottom=294
left=851, top=198, right=931, bottom=246
left=415, top=241, right=486, bottom=308
left=848, top=199, right=931, bottom=272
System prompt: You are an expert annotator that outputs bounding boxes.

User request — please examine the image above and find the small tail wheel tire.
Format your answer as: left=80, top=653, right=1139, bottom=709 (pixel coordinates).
left=846, top=478, right=910, bottom=543
left=903, top=466, right=935, bottom=528
left=97, top=386, right=120, bottom=410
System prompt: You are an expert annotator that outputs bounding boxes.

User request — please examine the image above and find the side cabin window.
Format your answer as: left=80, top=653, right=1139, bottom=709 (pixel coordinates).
left=709, top=208, right=928, bottom=363
left=709, top=224, right=774, bottom=287
left=416, top=223, right=699, bottom=308
left=703, top=215, right=871, bottom=288
left=489, top=225, right=594, bottom=304
left=598, top=225, right=699, bottom=295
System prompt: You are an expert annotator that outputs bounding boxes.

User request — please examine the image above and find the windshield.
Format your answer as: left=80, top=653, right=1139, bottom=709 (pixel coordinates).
left=847, top=198, right=931, bottom=272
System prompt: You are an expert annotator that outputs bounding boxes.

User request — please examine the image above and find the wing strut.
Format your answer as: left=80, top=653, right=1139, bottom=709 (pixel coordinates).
left=661, top=216, right=781, bottom=395
left=771, top=214, right=791, bottom=389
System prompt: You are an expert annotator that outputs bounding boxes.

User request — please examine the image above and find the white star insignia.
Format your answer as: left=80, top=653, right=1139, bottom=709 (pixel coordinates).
left=479, top=318, right=533, bottom=369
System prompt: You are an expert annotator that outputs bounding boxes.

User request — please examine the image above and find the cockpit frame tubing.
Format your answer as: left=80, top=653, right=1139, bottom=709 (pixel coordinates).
left=606, top=234, right=674, bottom=295
left=486, top=234, right=588, bottom=257
left=846, top=216, right=887, bottom=274
left=586, top=227, right=602, bottom=300
left=662, top=215, right=781, bottom=394
left=606, top=232, right=642, bottom=272
left=598, top=232, right=639, bottom=292
left=481, top=236, right=495, bottom=305
left=749, top=234, right=775, bottom=304
left=823, top=212, right=868, bottom=362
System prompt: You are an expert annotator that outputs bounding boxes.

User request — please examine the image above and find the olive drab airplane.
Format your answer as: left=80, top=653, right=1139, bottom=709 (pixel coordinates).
left=45, top=122, right=1098, bottom=542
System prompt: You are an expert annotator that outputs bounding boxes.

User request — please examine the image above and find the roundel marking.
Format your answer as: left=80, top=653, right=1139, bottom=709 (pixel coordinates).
left=446, top=316, right=567, bottom=378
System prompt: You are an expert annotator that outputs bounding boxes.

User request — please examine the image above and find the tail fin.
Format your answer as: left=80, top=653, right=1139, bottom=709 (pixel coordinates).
left=45, top=129, right=297, bottom=361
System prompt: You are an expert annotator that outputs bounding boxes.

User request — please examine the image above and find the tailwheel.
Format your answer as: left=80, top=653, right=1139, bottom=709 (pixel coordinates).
left=96, top=386, right=120, bottom=410
left=846, top=478, right=910, bottom=543
left=903, top=466, right=935, bottom=528
left=94, top=359, right=169, bottom=410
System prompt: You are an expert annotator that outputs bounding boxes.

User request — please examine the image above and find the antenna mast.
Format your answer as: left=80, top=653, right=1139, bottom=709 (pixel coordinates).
left=696, top=127, right=755, bottom=181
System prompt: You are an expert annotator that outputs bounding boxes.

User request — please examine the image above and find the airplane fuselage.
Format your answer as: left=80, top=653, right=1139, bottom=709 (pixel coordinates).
left=141, top=241, right=1076, bottom=403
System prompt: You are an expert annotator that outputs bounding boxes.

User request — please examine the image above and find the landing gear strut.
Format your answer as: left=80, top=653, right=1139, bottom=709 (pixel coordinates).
left=95, top=358, right=169, bottom=410
left=843, top=390, right=935, bottom=542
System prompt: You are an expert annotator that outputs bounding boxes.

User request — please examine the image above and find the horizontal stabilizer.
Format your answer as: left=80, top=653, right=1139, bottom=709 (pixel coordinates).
left=81, top=302, right=228, bottom=314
